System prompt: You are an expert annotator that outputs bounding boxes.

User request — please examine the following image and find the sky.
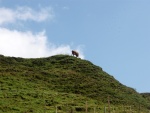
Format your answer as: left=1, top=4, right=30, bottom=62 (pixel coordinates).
left=0, top=0, right=150, bottom=93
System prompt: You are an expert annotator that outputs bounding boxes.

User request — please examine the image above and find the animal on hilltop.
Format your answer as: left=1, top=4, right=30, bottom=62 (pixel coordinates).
left=72, top=50, right=79, bottom=57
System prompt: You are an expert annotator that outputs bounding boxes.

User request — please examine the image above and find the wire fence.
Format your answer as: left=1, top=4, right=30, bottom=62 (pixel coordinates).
left=42, top=103, right=149, bottom=113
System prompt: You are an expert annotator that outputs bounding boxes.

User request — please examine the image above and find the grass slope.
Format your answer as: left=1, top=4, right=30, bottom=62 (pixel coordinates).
left=0, top=54, right=150, bottom=113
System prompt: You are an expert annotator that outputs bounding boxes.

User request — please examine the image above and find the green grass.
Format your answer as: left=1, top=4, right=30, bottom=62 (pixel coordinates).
left=0, top=54, right=150, bottom=112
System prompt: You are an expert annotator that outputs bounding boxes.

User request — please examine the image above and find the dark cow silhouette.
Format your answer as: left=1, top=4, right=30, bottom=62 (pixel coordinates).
left=72, top=50, right=79, bottom=57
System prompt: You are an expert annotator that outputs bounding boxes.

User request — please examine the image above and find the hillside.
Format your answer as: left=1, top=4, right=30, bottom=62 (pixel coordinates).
left=141, top=93, right=150, bottom=103
left=0, top=54, right=150, bottom=113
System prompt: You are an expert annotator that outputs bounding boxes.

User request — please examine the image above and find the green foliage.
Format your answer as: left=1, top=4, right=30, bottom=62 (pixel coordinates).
left=0, top=54, right=150, bottom=112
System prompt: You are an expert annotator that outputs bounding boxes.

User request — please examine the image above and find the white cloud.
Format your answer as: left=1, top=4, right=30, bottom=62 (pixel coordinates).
left=0, top=8, right=15, bottom=25
left=16, top=6, right=54, bottom=22
left=0, top=28, right=84, bottom=59
left=0, top=6, right=84, bottom=59
left=0, top=6, right=54, bottom=25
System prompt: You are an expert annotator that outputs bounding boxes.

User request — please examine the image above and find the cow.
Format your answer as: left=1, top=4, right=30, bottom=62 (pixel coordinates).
left=72, top=50, right=79, bottom=57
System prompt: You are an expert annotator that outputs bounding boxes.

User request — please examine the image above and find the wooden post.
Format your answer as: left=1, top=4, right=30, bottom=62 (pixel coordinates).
left=108, top=96, right=110, bottom=113
left=55, top=106, right=57, bottom=113
left=122, top=105, right=125, bottom=112
left=130, top=106, right=132, bottom=113
left=43, top=92, right=46, bottom=113
left=85, top=101, right=88, bottom=113
left=70, top=107, right=74, bottom=113
left=94, top=107, right=96, bottom=113
left=104, top=106, right=106, bottom=113
left=139, top=104, right=141, bottom=113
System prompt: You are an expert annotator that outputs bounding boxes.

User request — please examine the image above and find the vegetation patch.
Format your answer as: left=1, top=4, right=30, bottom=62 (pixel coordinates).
left=0, top=54, right=150, bottom=112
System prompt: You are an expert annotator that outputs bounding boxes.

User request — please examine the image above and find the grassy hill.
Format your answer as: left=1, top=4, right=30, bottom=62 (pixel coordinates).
left=0, top=54, right=150, bottom=113
left=141, top=93, right=150, bottom=103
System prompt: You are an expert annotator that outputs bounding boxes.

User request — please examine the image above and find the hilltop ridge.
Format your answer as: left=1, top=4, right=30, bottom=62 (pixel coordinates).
left=0, top=54, right=150, bottom=112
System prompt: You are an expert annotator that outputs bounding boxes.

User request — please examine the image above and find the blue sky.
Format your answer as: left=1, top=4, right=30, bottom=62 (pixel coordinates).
left=0, top=0, right=150, bottom=93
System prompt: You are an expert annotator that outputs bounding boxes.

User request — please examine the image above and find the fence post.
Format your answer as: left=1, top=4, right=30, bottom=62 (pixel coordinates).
left=70, top=107, right=74, bottom=113
left=55, top=106, right=57, bottom=113
left=85, top=101, right=88, bottom=113
left=104, top=106, right=106, bottom=113
left=94, top=107, right=96, bottom=113
left=130, top=106, right=132, bottom=113
left=108, top=96, right=110, bottom=113
left=122, top=105, right=125, bottom=112
left=139, top=104, right=141, bottom=113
